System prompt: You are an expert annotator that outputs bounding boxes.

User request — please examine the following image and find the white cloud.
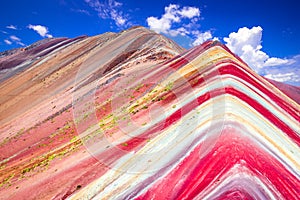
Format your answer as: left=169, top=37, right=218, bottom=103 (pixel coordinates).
left=6, top=25, right=17, bottom=30
left=17, top=42, right=25, bottom=46
left=262, top=55, right=300, bottom=85
left=4, top=39, right=12, bottom=45
left=147, top=4, right=200, bottom=36
left=223, top=26, right=299, bottom=86
left=10, top=35, right=21, bottom=41
left=163, top=4, right=181, bottom=22
left=264, top=72, right=300, bottom=83
left=27, top=24, right=53, bottom=38
left=224, top=26, right=263, bottom=56
left=85, top=0, right=128, bottom=28
left=169, top=27, right=189, bottom=37
left=192, top=31, right=212, bottom=46
left=46, top=34, right=53, bottom=38
left=147, top=16, right=171, bottom=34
left=223, top=26, right=293, bottom=72
left=6, top=35, right=25, bottom=46
left=146, top=4, right=209, bottom=47
left=178, top=6, right=200, bottom=18
left=111, top=9, right=126, bottom=26
left=263, top=57, right=294, bottom=67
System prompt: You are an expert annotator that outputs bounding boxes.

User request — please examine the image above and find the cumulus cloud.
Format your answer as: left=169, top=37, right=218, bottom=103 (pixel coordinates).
left=223, top=26, right=294, bottom=72
left=147, top=4, right=200, bottom=35
left=27, top=24, right=53, bottom=38
left=223, top=26, right=299, bottom=85
left=146, top=4, right=213, bottom=46
left=85, top=0, right=128, bottom=27
left=6, top=25, right=17, bottom=30
left=4, top=39, right=12, bottom=45
left=192, top=31, right=212, bottom=46
left=147, top=16, right=171, bottom=34
left=179, top=7, right=201, bottom=18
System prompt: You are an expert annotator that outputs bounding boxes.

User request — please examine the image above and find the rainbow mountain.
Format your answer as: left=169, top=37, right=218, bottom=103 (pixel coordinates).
left=0, top=26, right=299, bottom=199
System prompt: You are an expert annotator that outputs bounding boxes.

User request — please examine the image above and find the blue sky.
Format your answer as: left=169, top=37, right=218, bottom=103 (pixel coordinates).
left=1, top=0, right=300, bottom=85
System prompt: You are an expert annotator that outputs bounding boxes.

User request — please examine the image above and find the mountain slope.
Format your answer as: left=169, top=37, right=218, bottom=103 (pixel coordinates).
left=0, top=27, right=299, bottom=199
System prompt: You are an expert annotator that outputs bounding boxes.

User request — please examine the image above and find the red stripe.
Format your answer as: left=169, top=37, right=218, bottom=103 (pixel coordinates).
left=137, top=129, right=299, bottom=199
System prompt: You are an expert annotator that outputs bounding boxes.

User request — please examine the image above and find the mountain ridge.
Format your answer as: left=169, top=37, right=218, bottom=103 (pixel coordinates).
left=0, top=26, right=299, bottom=199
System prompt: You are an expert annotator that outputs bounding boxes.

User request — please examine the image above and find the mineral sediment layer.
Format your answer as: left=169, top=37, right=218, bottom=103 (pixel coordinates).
left=0, top=26, right=299, bottom=199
